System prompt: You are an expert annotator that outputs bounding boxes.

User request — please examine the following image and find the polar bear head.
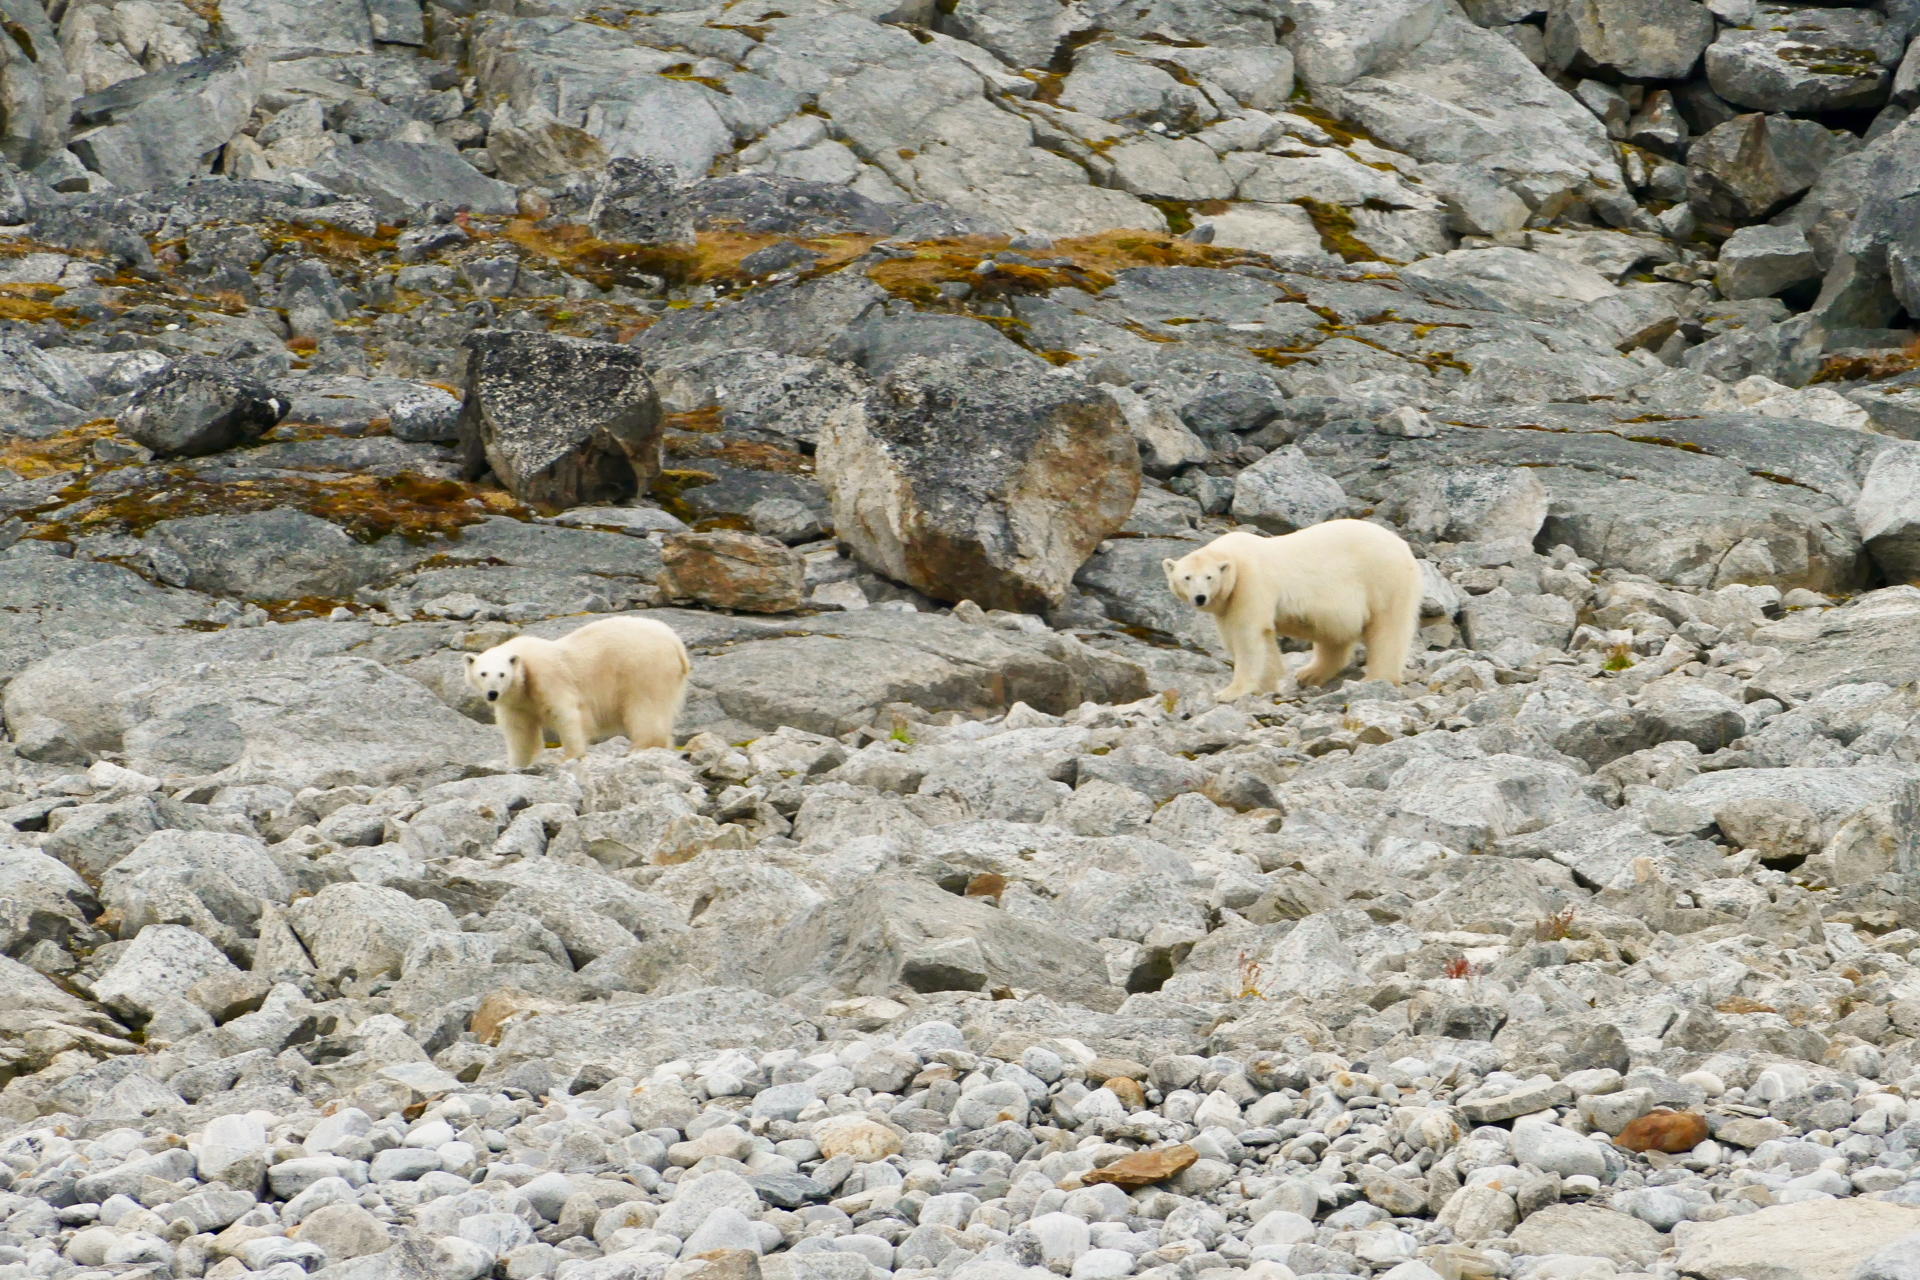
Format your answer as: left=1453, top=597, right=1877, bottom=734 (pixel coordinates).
left=1164, top=548, right=1236, bottom=612
left=464, top=646, right=525, bottom=704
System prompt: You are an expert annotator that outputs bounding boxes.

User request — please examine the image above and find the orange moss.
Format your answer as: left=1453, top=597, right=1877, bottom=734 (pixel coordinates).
left=0, top=420, right=118, bottom=480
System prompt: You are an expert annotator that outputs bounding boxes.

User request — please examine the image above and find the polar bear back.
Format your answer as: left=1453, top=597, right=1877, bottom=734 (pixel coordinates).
left=498, top=615, right=689, bottom=735
left=1234, top=519, right=1419, bottom=630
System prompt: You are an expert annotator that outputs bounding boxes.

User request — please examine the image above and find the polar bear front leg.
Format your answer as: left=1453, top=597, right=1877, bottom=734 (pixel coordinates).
left=499, top=708, right=544, bottom=769
left=1214, top=614, right=1267, bottom=701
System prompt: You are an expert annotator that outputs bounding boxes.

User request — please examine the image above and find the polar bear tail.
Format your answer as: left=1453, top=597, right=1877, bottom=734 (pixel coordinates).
left=1362, top=559, right=1422, bottom=685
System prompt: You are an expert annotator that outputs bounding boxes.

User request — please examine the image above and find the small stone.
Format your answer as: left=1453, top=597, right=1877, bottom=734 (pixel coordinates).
left=814, top=1117, right=901, bottom=1162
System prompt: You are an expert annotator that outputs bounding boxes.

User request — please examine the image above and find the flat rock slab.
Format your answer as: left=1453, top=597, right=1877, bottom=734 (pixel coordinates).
left=1674, top=1198, right=1920, bottom=1280
left=680, top=610, right=1149, bottom=736
left=0, top=556, right=210, bottom=692
left=1748, top=587, right=1920, bottom=703
left=483, top=986, right=820, bottom=1083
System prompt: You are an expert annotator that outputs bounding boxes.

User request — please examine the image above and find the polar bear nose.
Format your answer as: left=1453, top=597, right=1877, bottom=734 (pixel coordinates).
left=486, top=690, right=498, bottom=701
left=1194, top=593, right=1208, bottom=606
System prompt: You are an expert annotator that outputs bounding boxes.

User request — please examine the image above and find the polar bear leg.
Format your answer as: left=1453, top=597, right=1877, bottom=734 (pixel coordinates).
left=1253, top=627, right=1289, bottom=693
left=622, top=696, right=675, bottom=752
left=1362, top=598, right=1416, bottom=685
left=499, top=708, right=544, bottom=769
left=549, top=706, right=592, bottom=760
left=1296, top=639, right=1354, bottom=687
left=1215, top=613, right=1270, bottom=700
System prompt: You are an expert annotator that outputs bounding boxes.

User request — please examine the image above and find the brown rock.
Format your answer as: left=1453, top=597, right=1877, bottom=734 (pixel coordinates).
left=1082, top=1143, right=1196, bottom=1188
left=1085, top=1057, right=1150, bottom=1083
left=1108, top=1077, right=1147, bottom=1111
left=660, top=530, right=805, bottom=613
left=1615, top=1109, right=1710, bottom=1153
left=686, top=1250, right=762, bottom=1280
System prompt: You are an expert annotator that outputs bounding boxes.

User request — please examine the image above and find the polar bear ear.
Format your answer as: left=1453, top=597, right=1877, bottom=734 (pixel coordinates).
left=1162, top=558, right=1179, bottom=584
left=507, top=654, right=519, bottom=664
left=464, top=653, right=476, bottom=666
left=1215, top=559, right=1237, bottom=600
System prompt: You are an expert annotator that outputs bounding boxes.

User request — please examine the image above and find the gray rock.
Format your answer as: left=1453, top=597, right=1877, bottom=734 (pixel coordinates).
left=117, top=356, right=290, bottom=458
left=93, top=923, right=241, bottom=1019
left=486, top=987, right=819, bottom=1084
left=143, top=508, right=402, bottom=602
left=304, top=141, right=518, bottom=220
left=819, top=356, right=1141, bottom=611
left=1687, top=113, right=1852, bottom=221
left=1230, top=447, right=1348, bottom=535
left=761, top=876, right=1119, bottom=1009
left=67, top=53, right=261, bottom=191
left=1716, top=224, right=1821, bottom=301
left=590, top=157, right=694, bottom=244
left=1855, top=444, right=1920, bottom=583
left=1545, top=0, right=1715, bottom=81
left=458, top=331, right=664, bottom=509
left=11, top=713, right=90, bottom=764
left=288, top=882, right=458, bottom=985
left=1705, top=6, right=1900, bottom=113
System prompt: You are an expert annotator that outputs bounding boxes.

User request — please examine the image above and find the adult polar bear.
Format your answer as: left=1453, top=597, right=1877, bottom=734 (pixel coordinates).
left=1164, top=520, right=1421, bottom=699
left=464, top=616, right=689, bottom=766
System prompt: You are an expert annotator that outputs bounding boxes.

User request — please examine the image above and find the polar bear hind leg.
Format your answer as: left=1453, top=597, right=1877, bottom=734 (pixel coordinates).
left=1296, top=638, right=1355, bottom=687
left=623, top=695, right=677, bottom=751
left=1361, top=586, right=1419, bottom=685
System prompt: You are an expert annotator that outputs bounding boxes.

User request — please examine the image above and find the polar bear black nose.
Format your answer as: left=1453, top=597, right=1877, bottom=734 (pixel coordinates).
left=486, top=690, right=498, bottom=701
left=1194, top=593, right=1208, bottom=606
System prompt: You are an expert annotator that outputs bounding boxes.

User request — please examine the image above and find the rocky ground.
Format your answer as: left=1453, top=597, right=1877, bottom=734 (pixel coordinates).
left=12, top=0, right=1920, bottom=1278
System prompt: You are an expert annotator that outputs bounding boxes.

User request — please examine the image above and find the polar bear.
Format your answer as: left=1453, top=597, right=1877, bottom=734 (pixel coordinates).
left=1164, top=520, right=1421, bottom=700
left=464, top=616, right=690, bottom=767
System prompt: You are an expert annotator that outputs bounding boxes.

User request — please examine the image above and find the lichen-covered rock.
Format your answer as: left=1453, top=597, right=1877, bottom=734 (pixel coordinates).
left=819, top=356, right=1140, bottom=611
left=116, top=356, right=289, bottom=458
left=457, top=331, right=665, bottom=508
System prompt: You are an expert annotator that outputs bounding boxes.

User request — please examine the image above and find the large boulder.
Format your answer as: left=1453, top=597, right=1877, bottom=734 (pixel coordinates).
left=1705, top=6, right=1900, bottom=114
left=458, top=331, right=665, bottom=508
left=1545, top=0, right=1714, bottom=81
left=116, top=356, right=289, bottom=458
left=1674, top=1199, right=1920, bottom=1280
left=1687, top=114, right=1851, bottom=222
left=589, top=156, right=694, bottom=243
left=141, top=508, right=402, bottom=601
left=287, top=883, right=458, bottom=986
left=67, top=52, right=262, bottom=191
left=484, top=986, right=819, bottom=1083
left=818, top=356, right=1140, bottom=612
left=1715, top=224, right=1820, bottom=301
left=302, top=140, right=518, bottom=220
left=1230, top=447, right=1349, bottom=534
left=1856, top=444, right=1920, bottom=584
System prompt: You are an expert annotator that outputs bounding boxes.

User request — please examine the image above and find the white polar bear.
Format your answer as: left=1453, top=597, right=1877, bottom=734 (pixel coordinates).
left=1163, top=520, right=1422, bottom=700
left=464, top=616, right=690, bottom=767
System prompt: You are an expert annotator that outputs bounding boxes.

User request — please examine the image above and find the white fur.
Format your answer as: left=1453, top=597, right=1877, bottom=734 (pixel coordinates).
left=464, top=616, right=691, bottom=767
left=1163, top=520, right=1422, bottom=700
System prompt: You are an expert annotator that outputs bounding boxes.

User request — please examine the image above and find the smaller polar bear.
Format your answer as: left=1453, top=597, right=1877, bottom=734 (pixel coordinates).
left=464, top=616, right=690, bottom=767
left=1164, top=520, right=1421, bottom=700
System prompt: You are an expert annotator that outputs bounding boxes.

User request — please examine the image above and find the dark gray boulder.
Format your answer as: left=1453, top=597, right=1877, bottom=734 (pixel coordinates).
left=116, top=356, right=289, bottom=458
left=587, top=156, right=693, bottom=244
left=457, top=331, right=665, bottom=508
